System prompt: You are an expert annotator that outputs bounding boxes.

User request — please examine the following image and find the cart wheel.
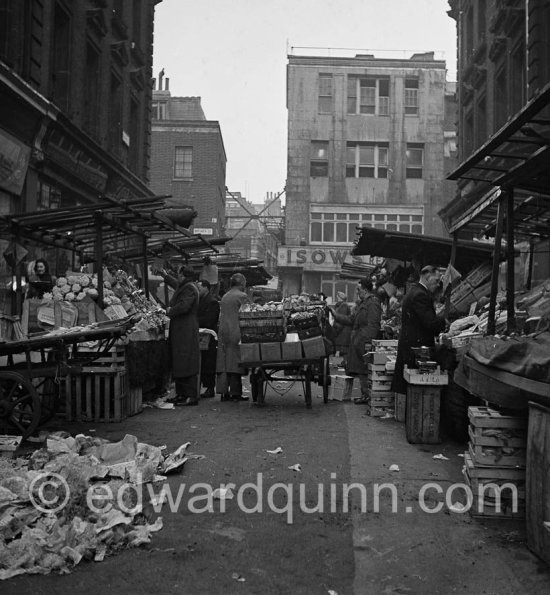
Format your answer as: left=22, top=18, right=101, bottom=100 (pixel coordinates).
left=322, top=357, right=330, bottom=404
left=0, top=371, right=42, bottom=439
left=304, top=368, right=312, bottom=409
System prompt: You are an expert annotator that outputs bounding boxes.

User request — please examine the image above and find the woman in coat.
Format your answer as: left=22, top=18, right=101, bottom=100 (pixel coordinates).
left=216, top=273, right=249, bottom=401
left=167, top=265, right=200, bottom=405
left=331, top=279, right=382, bottom=403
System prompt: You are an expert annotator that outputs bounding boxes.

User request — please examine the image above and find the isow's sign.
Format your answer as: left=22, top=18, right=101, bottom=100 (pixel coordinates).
left=278, top=246, right=382, bottom=271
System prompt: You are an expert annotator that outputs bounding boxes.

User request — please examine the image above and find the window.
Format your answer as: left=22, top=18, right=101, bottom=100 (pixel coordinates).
left=320, top=276, right=362, bottom=304
left=318, top=74, right=333, bottom=113
left=464, top=110, right=474, bottom=157
left=477, top=0, right=486, bottom=44
left=174, top=146, right=192, bottom=178
left=51, top=4, right=71, bottom=112
left=406, top=144, right=424, bottom=178
left=310, top=209, right=423, bottom=244
left=347, top=76, right=389, bottom=115
left=310, top=141, right=329, bottom=177
left=346, top=142, right=388, bottom=178
left=494, top=67, right=507, bottom=131
left=83, top=43, right=100, bottom=138
left=404, top=78, right=419, bottom=115
left=109, top=73, right=123, bottom=154
left=510, top=42, right=526, bottom=115
left=152, top=101, right=167, bottom=120
left=132, top=0, right=141, bottom=43
left=475, top=94, right=487, bottom=149
left=0, top=0, right=13, bottom=65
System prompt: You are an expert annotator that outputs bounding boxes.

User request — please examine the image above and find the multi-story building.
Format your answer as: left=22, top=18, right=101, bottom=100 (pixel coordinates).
left=0, top=0, right=160, bottom=215
left=280, top=50, right=457, bottom=299
left=443, top=0, right=550, bottom=285
left=149, top=77, right=227, bottom=238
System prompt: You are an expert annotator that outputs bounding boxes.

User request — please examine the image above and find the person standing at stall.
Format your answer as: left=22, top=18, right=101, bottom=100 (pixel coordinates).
left=197, top=280, right=220, bottom=399
left=167, top=265, right=200, bottom=406
left=216, top=272, right=249, bottom=401
left=26, top=258, right=56, bottom=299
left=391, top=265, right=447, bottom=396
left=331, top=279, right=382, bottom=403
left=332, top=290, right=352, bottom=367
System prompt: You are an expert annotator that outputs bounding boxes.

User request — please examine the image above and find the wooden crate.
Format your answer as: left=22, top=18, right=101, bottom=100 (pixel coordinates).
left=526, top=402, right=550, bottom=566
left=76, top=346, right=126, bottom=371
left=65, top=369, right=129, bottom=422
left=404, top=366, right=449, bottom=386
left=239, top=342, right=260, bottom=363
left=463, top=452, right=526, bottom=480
left=405, top=385, right=442, bottom=444
left=367, top=378, right=393, bottom=391
left=128, top=386, right=143, bottom=417
left=260, top=342, right=282, bottom=362
left=468, top=442, right=526, bottom=469
left=329, top=375, right=354, bottom=401
left=468, top=406, right=528, bottom=430
left=468, top=425, right=526, bottom=449
left=301, top=336, right=327, bottom=359
left=394, top=392, right=406, bottom=423
left=281, top=341, right=303, bottom=360
left=368, top=392, right=395, bottom=406
left=371, top=339, right=398, bottom=349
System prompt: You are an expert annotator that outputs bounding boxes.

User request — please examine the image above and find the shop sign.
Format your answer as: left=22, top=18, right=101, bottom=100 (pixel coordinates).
left=0, top=128, right=31, bottom=195
left=278, top=246, right=383, bottom=271
left=193, top=228, right=213, bottom=235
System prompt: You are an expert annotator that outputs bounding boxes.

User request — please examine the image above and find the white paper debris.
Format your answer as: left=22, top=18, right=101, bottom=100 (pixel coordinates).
left=449, top=502, right=467, bottom=513
left=231, top=572, right=246, bottom=582
left=389, top=464, right=400, bottom=472
left=213, top=487, right=234, bottom=500
left=457, top=453, right=465, bottom=458
left=288, top=464, right=302, bottom=472
left=380, top=413, right=394, bottom=420
left=433, top=454, right=449, bottom=461
left=266, top=447, right=283, bottom=454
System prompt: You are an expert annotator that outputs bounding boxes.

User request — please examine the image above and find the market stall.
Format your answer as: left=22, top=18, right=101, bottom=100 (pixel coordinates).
left=238, top=295, right=331, bottom=408
left=441, top=81, right=550, bottom=561
left=0, top=195, right=222, bottom=429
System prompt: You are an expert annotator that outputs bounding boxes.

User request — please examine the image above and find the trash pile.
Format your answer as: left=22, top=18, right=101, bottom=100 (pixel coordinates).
left=0, top=432, right=189, bottom=580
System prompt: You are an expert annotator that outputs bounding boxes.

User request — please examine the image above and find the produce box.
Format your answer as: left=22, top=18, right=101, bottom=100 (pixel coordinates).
left=260, top=342, right=282, bottom=361
left=239, top=342, right=260, bottom=363
left=371, top=339, right=398, bottom=349
left=302, top=336, right=327, bottom=359
left=282, top=341, right=303, bottom=360
left=464, top=262, right=492, bottom=289
left=330, top=375, right=354, bottom=401
left=404, top=366, right=449, bottom=385
left=472, top=281, right=491, bottom=300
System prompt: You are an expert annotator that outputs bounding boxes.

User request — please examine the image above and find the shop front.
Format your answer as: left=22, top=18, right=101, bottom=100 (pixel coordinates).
left=278, top=245, right=382, bottom=301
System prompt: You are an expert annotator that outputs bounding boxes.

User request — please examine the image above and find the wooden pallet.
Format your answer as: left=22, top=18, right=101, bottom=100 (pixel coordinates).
left=463, top=452, right=526, bottom=480
left=468, top=406, right=528, bottom=430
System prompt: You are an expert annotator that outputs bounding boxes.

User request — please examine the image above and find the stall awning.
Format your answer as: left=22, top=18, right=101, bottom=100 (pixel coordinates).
left=442, top=81, right=550, bottom=238
left=352, top=226, right=503, bottom=272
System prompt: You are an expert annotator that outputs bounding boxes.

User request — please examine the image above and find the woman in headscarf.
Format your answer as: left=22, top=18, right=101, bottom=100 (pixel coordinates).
left=330, top=279, right=382, bottom=403
left=26, top=258, right=56, bottom=299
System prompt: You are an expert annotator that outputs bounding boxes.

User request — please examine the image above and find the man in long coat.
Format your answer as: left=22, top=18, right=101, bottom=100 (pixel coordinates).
left=331, top=280, right=382, bottom=402
left=391, top=265, right=446, bottom=395
left=167, top=265, right=200, bottom=405
left=197, top=280, right=220, bottom=399
left=216, top=273, right=249, bottom=401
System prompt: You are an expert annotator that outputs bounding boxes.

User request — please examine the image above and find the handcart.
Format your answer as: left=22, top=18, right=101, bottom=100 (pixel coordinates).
left=0, top=317, right=136, bottom=439
left=246, top=353, right=330, bottom=409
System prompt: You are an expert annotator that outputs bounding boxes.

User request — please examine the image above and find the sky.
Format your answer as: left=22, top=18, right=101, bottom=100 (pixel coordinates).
left=152, top=0, right=457, bottom=205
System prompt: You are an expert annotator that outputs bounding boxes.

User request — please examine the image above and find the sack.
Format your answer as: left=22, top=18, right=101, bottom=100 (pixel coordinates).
left=216, top=372, right=228, bottom=395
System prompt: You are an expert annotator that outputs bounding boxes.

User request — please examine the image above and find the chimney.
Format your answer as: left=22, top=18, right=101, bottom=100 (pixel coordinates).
left=158, top=68, right=165, bottom=89
left=165, top=78, right=170, bottom=91
left=152, top=78, right=156, bottom=89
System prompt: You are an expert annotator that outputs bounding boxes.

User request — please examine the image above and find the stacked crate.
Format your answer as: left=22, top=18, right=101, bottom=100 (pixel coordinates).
left=365, top=340, right=397, bottom=417
left=463, top=406, right=527, bottom=518
left=65, top=345, right=140, bottom=422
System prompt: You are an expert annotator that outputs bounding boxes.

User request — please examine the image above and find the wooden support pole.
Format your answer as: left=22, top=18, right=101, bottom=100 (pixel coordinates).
left=14, top=231, right=23, bottom=316
left=506, top=189, right=515, bottom=334
left=142, top=237, right=149, bottom=298
left=95, top=213, right=104, bottom=307
left=527, top=238, right=535, bottom=290
left=487, top=199, right=505, bottom=336
left=445, top=232, right=458, bottom=318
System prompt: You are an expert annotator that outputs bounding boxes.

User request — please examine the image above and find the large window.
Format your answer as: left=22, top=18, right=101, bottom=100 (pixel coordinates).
left=404, top=78, right=419, bottom=115
left=83, top=43, right=100, bottom=138
left=406, top=144, right=424, bottom=179
left=318, top=74, right=333, bottom=113
left=346, top=142, right=388, bottom=178
left=152, top=101, right=167, bottom=120
left=347, top=76, right=389, bottom=115
left=310, top=209, right=423, bottom=244
left=320, top=276, right=362, bottom=304
left=174, top=146, right=192, bottom=179
left=310, top=141, right=329, bottom=177
left=51, top=3, right=71, bottom=112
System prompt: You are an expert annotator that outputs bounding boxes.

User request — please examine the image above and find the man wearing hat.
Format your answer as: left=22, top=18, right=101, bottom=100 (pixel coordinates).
left=392, top=265, right=446, bottom=395
left=332, top=291, right=352, bottom=366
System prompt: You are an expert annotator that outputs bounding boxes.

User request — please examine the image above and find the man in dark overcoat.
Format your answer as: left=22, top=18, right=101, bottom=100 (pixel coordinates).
left=216, top=273, right=249, bottom=401
left=167, top=265, right=200, bottom=405
left=391, top=265, right=446, bottom=395
left=197, top=280, right=220, bottom=399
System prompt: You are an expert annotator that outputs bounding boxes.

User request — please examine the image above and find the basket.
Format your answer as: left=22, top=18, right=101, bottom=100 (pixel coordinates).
left=239, top=309, right=284, bottom=320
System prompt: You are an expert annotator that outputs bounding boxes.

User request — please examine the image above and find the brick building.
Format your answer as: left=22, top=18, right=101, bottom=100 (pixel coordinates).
left=442, top=0, right=550, bottom=285
left=0, top=0, right=160, bottom=215
left=280, top=51, right=457, bottom=299
left=149, top=78, right=227, bottom=238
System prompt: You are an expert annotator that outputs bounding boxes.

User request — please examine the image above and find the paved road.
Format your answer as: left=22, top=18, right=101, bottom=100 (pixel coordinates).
left=3, top=373, right=550, bottom=594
